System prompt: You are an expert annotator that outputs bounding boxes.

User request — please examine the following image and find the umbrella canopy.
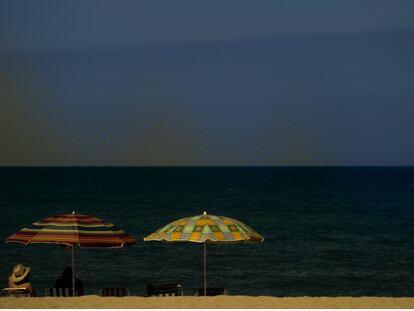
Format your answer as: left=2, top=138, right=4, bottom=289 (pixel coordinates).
left=144, top=211, right=263, bottom=295
left=6, top=212, right=137, bottom=295
left=6, top=212, right=137, bottom=247
left=145, top=211, right=263, bottom=243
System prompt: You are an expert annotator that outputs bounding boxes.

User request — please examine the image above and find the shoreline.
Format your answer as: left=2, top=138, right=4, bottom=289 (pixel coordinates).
left=1, top=295, right=414, bottom=309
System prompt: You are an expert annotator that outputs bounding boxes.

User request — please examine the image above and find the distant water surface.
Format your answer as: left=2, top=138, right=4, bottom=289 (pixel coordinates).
left=0, top=167, right=413, bottom=296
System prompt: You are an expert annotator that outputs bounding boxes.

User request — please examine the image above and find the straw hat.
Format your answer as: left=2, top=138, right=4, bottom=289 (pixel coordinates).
left=10, top=264, right=31, bottom=283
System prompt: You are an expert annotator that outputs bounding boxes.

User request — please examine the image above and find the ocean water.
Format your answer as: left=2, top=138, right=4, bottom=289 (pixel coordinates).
left=0, top=167, right=413, bottom=296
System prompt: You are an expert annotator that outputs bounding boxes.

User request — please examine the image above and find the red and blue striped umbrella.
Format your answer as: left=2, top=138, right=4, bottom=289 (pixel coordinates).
left=6, top=212, right=137, bottom=248
left=6, top=212, right=137, bottom=294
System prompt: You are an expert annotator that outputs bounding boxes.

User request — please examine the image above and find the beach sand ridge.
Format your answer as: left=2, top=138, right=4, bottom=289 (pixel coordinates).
left=1, top=295, right=414, bottom=309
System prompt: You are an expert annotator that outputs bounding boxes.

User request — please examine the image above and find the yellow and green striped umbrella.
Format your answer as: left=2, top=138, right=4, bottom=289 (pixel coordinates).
left=144, top=211, right=263, bottom=295
left=145, top=211, right=263, bottom=243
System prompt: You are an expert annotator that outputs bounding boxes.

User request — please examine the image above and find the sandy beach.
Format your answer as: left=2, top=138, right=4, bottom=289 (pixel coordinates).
left=1, top=296, right=414, bottom=309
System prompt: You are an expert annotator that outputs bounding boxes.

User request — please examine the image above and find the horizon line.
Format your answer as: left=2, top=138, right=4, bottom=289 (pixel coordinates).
left=0, top=165, right=413, bottom=168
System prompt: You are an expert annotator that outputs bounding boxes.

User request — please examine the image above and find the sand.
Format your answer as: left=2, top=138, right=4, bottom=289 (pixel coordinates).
left=1, top=296, right=414, bottom=309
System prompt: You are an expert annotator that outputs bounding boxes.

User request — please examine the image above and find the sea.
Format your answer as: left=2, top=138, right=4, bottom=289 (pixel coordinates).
left=0, top=167, right=413, bottom=297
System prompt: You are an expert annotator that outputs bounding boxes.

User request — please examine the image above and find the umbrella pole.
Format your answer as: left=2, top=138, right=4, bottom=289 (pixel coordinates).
left=72, top=246, right=76, bottom=296
left=204, top=242, right=207, bottom=296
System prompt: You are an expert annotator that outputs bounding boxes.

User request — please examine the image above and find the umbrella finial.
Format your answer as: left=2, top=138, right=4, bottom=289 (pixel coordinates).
left=203, top=211, right=207, bottom=215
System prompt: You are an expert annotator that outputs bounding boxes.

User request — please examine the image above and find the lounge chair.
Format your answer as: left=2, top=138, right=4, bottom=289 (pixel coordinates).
left=45, top=288, right=75, bottom=297
left=1, top=287, right=32, bottom=297
left=146, top=283, right=183, bottom=296
left=196, top=287, right=228, bottom=296
left=99, top=288, right=129, bottom=297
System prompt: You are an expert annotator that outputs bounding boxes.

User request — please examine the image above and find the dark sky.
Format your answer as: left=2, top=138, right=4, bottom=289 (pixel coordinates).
left=1, top=0, right=414, bottom=52
left=1, top=0, right=414, bottom=165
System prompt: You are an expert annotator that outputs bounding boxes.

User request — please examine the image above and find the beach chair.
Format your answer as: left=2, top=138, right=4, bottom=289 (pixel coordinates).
left=146, top=283, right=183, bottom=297
left=45, top=288, right=75, bottom=297
left=196, top=287, right=228, bottom=296
left=99, top=288, right=130, bottom=297
left=1, top=287, right=32, bottom=297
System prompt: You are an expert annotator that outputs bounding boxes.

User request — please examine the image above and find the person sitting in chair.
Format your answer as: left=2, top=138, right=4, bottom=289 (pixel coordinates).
left=54, top=266, right=84, bottom=296
left=7, top=264, right=36, bottom=296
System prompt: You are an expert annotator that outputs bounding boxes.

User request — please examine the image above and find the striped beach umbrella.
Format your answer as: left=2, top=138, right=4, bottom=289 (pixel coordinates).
left=6, top=211, right=137, bottom=295
left=144, top=211, right=263, bottom=295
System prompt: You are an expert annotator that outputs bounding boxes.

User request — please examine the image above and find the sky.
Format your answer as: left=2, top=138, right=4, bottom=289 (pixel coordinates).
left=1, top=0, right=414, bottom=165
left=1, top=0, right=414, bottom=52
